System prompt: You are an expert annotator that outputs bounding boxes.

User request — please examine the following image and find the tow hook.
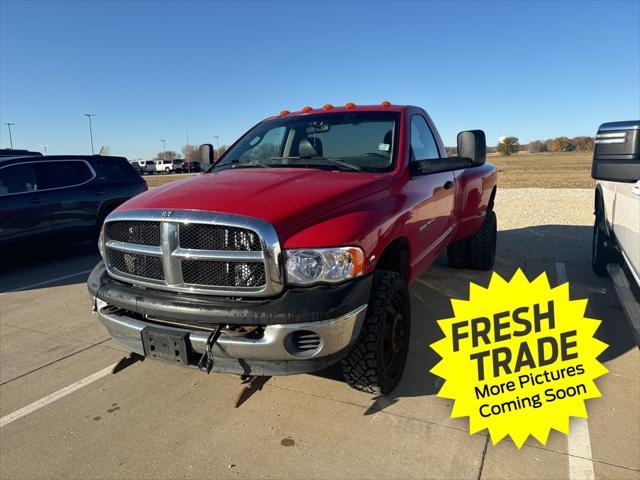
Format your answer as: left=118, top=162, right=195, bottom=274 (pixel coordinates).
left=197, top=324, right=225, bottom=374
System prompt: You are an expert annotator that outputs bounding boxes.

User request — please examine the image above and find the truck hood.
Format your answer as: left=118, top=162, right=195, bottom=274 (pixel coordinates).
left=118, top=168, right=394, bottom=232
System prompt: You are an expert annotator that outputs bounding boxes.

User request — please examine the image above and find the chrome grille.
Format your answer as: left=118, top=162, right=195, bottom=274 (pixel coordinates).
left=108, top=250, right=164, bottom=280
left=181, top=260, right=266, bottom=287
left=179, top=224, right=261, bottom=251
left=102, top=210, right=283, bottom=297
left=106, top=221, right=160, bottom=246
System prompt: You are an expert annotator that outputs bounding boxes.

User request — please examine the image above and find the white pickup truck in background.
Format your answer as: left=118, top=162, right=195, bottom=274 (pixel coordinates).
left=592, top=120, right=640, bottom=343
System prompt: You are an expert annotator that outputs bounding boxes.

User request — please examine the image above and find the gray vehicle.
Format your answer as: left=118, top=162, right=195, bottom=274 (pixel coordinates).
left=591, top=120, right=640, bottom=342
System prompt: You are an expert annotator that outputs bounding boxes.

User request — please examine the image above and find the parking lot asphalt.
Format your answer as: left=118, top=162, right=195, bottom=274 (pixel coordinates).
left=0, top=188, right=638, bottom=480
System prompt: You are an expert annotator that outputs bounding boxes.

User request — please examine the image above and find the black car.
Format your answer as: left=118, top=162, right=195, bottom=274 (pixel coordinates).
left=0, top=148, right=43, bottom=157
left=0, top=155, right=147, bottom=247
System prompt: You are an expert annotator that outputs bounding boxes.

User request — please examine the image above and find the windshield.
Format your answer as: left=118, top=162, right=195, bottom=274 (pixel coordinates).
left=210, top=111, right=400, bottom=173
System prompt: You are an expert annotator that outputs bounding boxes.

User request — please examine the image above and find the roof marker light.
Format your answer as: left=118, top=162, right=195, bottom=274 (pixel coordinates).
left=322, top=103, right=333, bottom=110
left=280, top=110, right=290, bottom=116
left=345, top=102, right=356, bottom=109
left=381, top=101, right=391, bottom=107
left=302, top=106, right=313, bottom=112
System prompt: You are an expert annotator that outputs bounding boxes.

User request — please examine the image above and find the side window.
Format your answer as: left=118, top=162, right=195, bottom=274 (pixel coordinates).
left=96, top=159, right=138, bottom=181
left=410, top=115, right=440, bottom=161
left=42, top=161, right=93, bottom=189
left=0, top=164, right=38, bottom=195
left=243, top=126, right=286, bottom=160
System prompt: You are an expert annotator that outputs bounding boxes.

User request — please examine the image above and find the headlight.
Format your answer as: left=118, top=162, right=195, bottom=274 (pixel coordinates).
left=285, top=247, right=365, bottom=285
left=98, top=226, right=105, bottom=258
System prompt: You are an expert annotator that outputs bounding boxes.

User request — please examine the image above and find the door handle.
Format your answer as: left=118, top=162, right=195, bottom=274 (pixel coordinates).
left=30, top=197, right=42, bottom=204
left=93, top=191, right=105, bottom=196
left=632, top=185, right=640, bottom=197
left=443, top=180, right=454, bottom=190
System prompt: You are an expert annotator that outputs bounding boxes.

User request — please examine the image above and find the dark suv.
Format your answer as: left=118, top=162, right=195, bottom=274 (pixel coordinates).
left=0, top=155, right=147, bottom=247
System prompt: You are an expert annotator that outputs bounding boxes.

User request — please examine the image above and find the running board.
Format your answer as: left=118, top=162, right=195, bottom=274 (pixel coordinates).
left=607, top=262, right=640, bottom=346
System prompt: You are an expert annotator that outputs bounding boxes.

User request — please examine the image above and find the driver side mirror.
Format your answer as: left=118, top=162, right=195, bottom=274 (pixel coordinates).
left=457, top=130, right=486, bottom=167
left=199, top=143, right=215, bottom=167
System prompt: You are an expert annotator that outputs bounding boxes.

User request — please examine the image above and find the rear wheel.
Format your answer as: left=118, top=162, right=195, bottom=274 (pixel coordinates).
left=447, top=237, right=470, bottom=268
left=342, top=270, right=411, bottom=395
left=469, top=210, right=497, bottom=270
left=592, top=205, right=609, bottom=277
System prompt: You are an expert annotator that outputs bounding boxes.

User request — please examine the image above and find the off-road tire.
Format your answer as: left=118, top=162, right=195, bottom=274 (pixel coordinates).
left=341, top=270, right=411, bottom=395
left=469, top=210, right=497, bottom=270
left=592, top=206, right=609, bottom=277
left=447, top=237, right=470, bottom=268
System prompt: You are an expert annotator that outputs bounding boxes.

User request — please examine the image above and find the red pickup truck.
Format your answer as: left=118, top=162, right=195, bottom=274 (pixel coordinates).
left=88, top=103, right=497, bottom=394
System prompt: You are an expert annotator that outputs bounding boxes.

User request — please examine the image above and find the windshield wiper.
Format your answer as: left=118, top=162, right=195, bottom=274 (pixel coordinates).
left=212, top=158, right=271, bottom=170
left=271, top=155, right=361, bottom=172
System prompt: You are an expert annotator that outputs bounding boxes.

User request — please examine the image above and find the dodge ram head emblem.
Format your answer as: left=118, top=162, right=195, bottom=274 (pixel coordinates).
left=161, top=210, right=174, bottom=218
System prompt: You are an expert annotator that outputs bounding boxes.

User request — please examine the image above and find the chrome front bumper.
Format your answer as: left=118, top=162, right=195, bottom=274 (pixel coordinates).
left=95, top=299, right=367, bottom=364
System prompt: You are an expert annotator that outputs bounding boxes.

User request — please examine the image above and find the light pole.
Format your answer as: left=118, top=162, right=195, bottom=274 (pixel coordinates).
left=39, top=143, right=51, bottom=155
left=84, top=114, right=96, bottom=154
left=4, top=123, right=14, bottom=148
left=214, top=135, right=220, bottom=161
left=161, top=139, right=166, bottom=160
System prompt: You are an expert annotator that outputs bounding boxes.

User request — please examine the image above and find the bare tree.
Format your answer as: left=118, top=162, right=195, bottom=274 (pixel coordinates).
left=527, top=140, right=546, bottom=153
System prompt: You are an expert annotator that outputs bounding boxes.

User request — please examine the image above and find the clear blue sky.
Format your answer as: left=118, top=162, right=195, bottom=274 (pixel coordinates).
left=1, top=0, right=639, bottom=158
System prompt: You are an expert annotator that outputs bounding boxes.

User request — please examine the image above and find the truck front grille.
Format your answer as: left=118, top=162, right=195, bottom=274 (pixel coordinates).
left=106, top=221, right=160, bottom=246
left=181, top=260, right=266, bottom=287
left=179, top=224, right=261, bottom=251
left=102, top=210, right=282, bottom=297
left=108, top=250, right=164, bottom=280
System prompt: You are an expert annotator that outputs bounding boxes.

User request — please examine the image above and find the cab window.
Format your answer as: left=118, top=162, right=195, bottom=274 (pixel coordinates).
left=410, top=115, right=440, bottom=161
left=0, top=163, right=38, bottom=195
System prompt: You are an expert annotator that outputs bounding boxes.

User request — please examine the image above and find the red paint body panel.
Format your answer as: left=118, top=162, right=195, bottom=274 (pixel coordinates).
left=116, top=105, right=497, bottom=286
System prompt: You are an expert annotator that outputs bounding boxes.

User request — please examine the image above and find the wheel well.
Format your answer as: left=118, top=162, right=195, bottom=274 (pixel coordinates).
left=594, top=187, right=602, bottom=213
left=376, top=237, right=409, bottom=281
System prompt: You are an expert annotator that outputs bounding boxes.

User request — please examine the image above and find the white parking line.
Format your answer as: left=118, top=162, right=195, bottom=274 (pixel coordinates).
left=0, top=363, right=116, bottom=428
left=555, top=262, right=596, bottom=480
left=0, top=269, right=93, bottom=295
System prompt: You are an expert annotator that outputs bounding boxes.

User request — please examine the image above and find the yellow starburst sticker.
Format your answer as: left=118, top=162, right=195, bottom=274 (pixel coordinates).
left=430, top=269, right=608, bottom=448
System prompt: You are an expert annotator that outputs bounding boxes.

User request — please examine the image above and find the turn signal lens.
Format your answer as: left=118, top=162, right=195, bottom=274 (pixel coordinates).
left=302, top=106, right=313, bottom=112
left=280, top=109, right=290, bottom=116
left=345, top=102, right=356, bottom=109
left=322, top=103, right=333, bottom=110
left=381, top=101, right=391, bottom=107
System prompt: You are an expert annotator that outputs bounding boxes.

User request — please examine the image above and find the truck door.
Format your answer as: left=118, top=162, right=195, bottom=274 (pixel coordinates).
left=408, top=115, right=456, bottom=267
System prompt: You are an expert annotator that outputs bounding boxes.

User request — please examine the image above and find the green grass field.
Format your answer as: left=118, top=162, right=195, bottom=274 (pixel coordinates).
left=143, top=152, right=594, bottom=189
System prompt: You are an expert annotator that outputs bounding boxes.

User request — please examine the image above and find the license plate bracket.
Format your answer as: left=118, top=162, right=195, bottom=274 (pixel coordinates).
left=142, top=327, right=190, bottom=365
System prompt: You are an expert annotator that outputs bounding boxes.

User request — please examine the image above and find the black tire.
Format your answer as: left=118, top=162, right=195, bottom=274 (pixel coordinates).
left=447, top=237, right=470, bottom=268
left=592, top=205, right=609, bottom=277
left=341, top=270, right=411, bottom=395
left=469, top=210, right=497, bottom=270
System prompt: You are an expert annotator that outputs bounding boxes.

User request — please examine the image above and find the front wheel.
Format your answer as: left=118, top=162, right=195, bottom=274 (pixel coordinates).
left=342, top=270, right=411, bottom=395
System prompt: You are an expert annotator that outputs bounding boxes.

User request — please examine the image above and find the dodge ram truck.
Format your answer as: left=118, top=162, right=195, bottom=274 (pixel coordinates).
left=88, top=102, right=497, bottom=394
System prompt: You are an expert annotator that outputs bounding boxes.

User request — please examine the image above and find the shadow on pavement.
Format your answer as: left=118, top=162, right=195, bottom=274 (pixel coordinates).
left=0, top=239, right=100, bottom=292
